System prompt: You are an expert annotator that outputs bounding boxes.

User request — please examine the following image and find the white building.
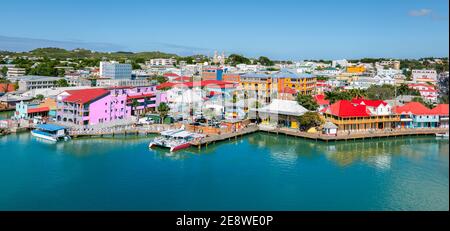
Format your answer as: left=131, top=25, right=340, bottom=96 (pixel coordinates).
left=16, top=75, right=63, bottom=91
left=408, top=83, right=438, bottom=103
left=7, top=67, right=26, bottom=77
left=314, top=67, right=341, bottom=76
left=236, top=64, right=261, bottom=72
left=148, top=58, right=176, bottom=66
left=377, top=60, right=400, bottom=70
left=373, top=75, right=395, bottom=85
left=412, top=69, right=437, bottom=83
left=332, top=59, right=348, bottom=68
left=95, top=79, right=149, bottom=87
left=377, top=68, right=402, bottom=77
left=99, top=61, right=132, bottom=79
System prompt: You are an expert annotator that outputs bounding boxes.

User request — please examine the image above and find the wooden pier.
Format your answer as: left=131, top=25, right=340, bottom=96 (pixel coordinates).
left=190, top=125, right=259, bottom=148
left=189, top=126, right=447, bottom=150
left=60, top=122, right=448, bottom=149
left=260, top=127, right=449, bottom=142
left=68, top=124, right=175, bottom=138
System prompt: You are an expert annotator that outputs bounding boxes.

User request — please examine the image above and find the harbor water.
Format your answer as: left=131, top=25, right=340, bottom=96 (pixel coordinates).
left=0, top=132, right=448, bottom=210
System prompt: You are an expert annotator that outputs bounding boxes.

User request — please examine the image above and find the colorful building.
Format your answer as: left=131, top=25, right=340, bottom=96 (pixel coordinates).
left=346, top=66, right=366, bottom=74
left=408, top=83, right=438, bottom=102
left=431, top=104, right=449, bottom=128
left=322, top=99, right=399, bottom=131
left=56, top=86, right=164, bottom=126
left=202, top=68, right=240, bottom=82
left=394, top=102, right=445, bottom=128
left=14, top=101, right=50, bottom=120
left=240, top=70, right=316, bottom=103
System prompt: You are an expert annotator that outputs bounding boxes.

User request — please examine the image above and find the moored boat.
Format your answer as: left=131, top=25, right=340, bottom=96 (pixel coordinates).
left=31, top=124, right=71, bottom=142
left=435, top=132, right=449, bottom=138
left=149, top=129, right=204, bottom=152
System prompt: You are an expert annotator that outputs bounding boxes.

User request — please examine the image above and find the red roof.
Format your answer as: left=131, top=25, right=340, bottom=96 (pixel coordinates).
left=63, top=89, right=110, bottom=104
left=430, top=104, right=449, bottom=116
left=173, top=76, right=191, bottom=82
left=156, top=82, right=176, bottom=90
left=280, top=87, right=297, bottom=94
left=208, top=91, right=224, bottom=97
left=408, top=83, right=435, bottom=90
left=351, top=98, right=387, bottom=107
left=394, top=102, right=432, bottom=115
left=326, top=100, right=370, bottom=117
left=314, top=94, right=330, bottom=105
left=163, top=73, right=179, bottom=77
left=27, top=107, right=49, bottom=114
left=0, top=84, right=15, bottom=93
left=127, top=93, right=155, bottom=100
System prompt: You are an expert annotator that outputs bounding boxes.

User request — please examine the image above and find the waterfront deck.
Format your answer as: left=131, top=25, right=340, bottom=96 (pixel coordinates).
left=190, top=124, right=259, bottom=147
left=68, top=124, right=176, bottom=138
left=260, top=127, right=449, bottom=141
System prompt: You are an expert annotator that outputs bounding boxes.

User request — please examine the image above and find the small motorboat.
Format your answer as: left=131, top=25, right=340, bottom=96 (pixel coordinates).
left=435, top=132, right=449, bottom=138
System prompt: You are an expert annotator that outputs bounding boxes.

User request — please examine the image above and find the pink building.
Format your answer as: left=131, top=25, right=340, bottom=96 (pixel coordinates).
left=56, top=86, right=166, bottom=126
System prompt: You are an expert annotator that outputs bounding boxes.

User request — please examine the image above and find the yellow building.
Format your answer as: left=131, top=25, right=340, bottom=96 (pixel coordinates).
left=346, top=66, right=366, bottom=73
left=239, top=71, right=317, bottom=102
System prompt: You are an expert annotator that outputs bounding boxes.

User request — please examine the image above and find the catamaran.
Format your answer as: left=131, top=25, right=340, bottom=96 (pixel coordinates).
left=149, top=129, right=205, bottom=152
left=31, top=124, right=71, bottom=142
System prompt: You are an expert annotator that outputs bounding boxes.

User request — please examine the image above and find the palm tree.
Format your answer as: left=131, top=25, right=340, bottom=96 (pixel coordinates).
left=157, top=103, right=170, bottom=124
left=348, top=89, right=367, bottom=99
left=324, top=91, right=338, bottom=104
left=131, top=99, right=139, bottom=118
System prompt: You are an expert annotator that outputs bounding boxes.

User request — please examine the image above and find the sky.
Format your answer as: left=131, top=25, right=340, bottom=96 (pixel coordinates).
left=0, top=0, right=448, bottom=60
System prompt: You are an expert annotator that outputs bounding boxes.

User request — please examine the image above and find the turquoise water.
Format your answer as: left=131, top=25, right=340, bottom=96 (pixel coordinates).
left=0, top=132, right=448, bottom=211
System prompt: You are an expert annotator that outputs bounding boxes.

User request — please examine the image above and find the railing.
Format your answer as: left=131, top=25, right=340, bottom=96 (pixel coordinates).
left=327, top=117, right=401, bottom=125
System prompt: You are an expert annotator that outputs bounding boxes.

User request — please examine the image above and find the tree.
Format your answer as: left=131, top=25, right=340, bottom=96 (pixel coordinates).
left=347, top=89, right=367, bottom=99
left=157, top=103, right=170, bottom=124
left=298, top=112, right=323, bottom=131
left=131, top=99, right=140, bottom=118
left=398, top=84, right=420, bottom=96
left=0, top=66, right=7, bottom=77
left=324, top=90, right=352, bottom=104
left=156, top=76, right=167, bottom=84
left=366, top=85, right=396, bottom=100
left=131, top=62, right=141, bottom=70
left=296, top=94, right=318, bottom=111
left=226, top=54, right=251, bottom=66
left=412, top=97, right=434, bottom=109
left=55, top=79, right=69, bottom=87
left=257, top=56, right=274, bottom=66
left=35, top=94, right=45, bottom=101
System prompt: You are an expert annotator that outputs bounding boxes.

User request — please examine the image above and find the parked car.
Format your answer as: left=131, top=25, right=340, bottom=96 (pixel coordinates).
left=138, top=117, right=154, bottom=125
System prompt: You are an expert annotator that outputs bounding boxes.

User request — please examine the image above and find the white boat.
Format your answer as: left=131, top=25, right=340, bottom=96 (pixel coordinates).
left=436, top=132, right=449, bottom=138
left=149, top=129, right=204, bottom=152
left=31, top=124, right=70, bottom=142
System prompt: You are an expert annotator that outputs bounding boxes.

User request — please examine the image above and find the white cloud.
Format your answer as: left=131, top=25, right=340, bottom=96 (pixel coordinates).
left=408, top=9, right=432, bottom=17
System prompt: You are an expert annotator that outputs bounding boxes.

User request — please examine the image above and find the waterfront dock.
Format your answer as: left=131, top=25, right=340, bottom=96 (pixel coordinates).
left=259, top=127, right=449, bottom=141
left=189, top=125, right=448, bottom=149
left=190, top=124, right=259, bottom=148
left=68, top=124, right=175, bottom=138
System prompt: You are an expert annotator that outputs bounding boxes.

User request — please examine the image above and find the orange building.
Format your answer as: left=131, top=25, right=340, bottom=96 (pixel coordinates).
left=346, top=66, right=366, bottom=73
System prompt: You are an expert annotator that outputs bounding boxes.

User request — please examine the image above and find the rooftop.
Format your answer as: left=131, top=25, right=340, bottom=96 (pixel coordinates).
left=36, top=124, right=66, bottom=132
left=63, top=88, right=110, bottom=104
